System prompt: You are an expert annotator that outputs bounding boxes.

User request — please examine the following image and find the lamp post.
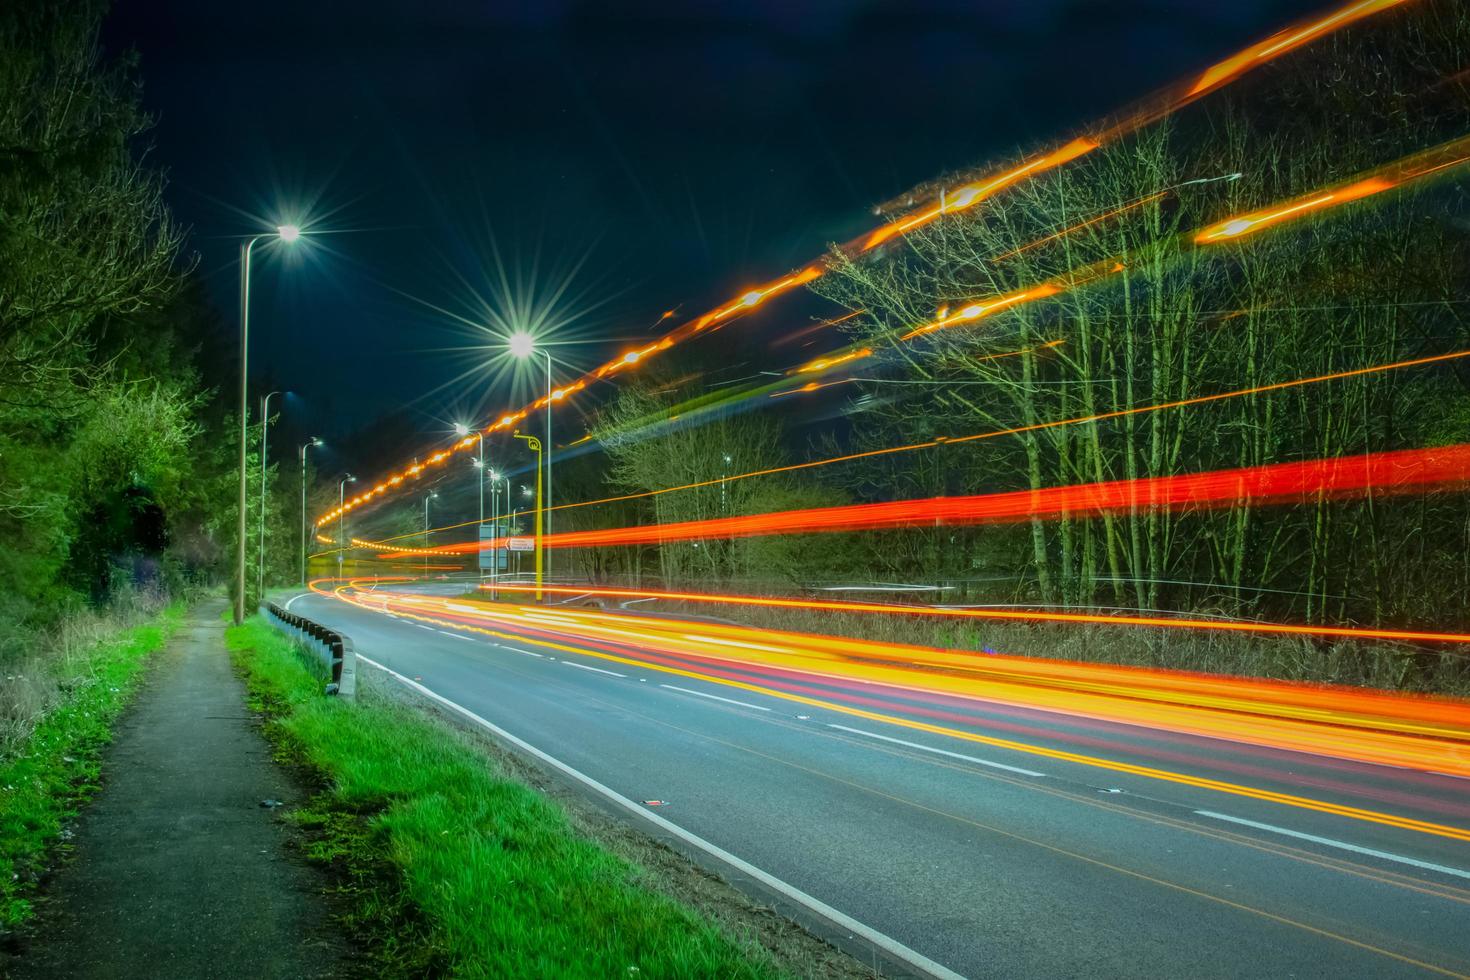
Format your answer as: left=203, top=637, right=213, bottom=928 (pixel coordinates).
left=299, top=438, right=322, bottom=586
left=508, top=332, right=553, bottom=584
left=338, top=474, right=356, bottom=576
left=423, top=491, right=439, bottom=579
left=257, top=390, right=284, bottom=603
left=457, top=424, right=486, bottom=582
left=236, top=224, right=301, bottom=624
left=512, top=434, right=543, bottom=601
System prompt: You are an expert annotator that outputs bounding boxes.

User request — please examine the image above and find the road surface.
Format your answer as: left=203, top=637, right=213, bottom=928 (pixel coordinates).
left=288, top=583, right=1470, bottom=979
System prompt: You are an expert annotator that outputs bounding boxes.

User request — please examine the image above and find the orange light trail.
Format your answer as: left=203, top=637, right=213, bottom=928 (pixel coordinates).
left=480, top=581, right=1470, bottom=649
left=316, top=0, right=1414, bottom=529
left=322, top=582, right=1470, bottom=825
left=990, top=191, right=1168, bottom=261
left=863, top=138, right=1100, bottom=250
left=347, top=347, right=1470, bottom=552
left=406, top=444, right=1470, bottom=558
left=1197, top=135, right=1470, bottom=243
left=1186, top=0, right=1412, bottom=97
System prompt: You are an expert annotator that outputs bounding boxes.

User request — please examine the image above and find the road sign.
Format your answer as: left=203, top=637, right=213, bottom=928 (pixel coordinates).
left=478, top=523, right=508, bottom=570
left=506, top=536, right=535, bottom=552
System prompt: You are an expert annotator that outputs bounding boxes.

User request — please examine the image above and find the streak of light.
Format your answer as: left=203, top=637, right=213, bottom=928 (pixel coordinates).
left=481, top=580, right=1470, bottom=649
left=990, top=191, right=1169, bottom=261
left=352, top=347, right=1470, bottom=549
left=1186, top=0, right=1413, bottom=97
left=315, top=0, right=1412, bottom=528
left=792, top=347, right=874, bottom=374
left=317, top=581, right=1470, bottom=806
left=863, top=138, right=1100, bottom=250
left=412, top=444, right=1470, bottom=556
left=1197, top=135, right=1470, bottom=244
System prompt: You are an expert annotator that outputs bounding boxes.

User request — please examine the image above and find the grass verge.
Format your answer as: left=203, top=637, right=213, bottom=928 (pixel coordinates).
left=226, top=619, right=788, bottom=979
left=0, top=603, right=184, bottom=926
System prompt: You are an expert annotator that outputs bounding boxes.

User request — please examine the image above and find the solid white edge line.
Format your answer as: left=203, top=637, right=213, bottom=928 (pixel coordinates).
left=562, top=660, right=627, bottom=678
left=659, top=684, right=773, bottom=712
left=829, top=724, right=1046, bottom=778
left=284, top=592, right=310, bottom=612
left=354, top=653, right=965, bottom=980
left=1195, top=810, right=1470, bottom=881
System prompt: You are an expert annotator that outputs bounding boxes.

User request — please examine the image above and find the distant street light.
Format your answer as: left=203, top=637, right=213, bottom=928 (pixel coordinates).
left=236, top=225, right=302, bottom=624
left=508, top=331, right=553, bottom=585
left=338, top=474, right=356, bottom=574
left=257, top=390, right=285, bottom=605
left=299, top=437, right=322, bottom=586
left=456, top=422, right=486, bottom=539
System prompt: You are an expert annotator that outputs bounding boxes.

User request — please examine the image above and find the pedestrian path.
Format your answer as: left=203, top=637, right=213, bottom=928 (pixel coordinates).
left=10, top=601, right=344, bottom=979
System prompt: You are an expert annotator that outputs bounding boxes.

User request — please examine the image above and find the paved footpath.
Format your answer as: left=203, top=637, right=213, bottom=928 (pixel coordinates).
left=9, top=601, right=345, bottom=979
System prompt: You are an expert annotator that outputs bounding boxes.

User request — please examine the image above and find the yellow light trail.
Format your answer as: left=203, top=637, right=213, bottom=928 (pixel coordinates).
left=321, top=581, right=1470, bottom=841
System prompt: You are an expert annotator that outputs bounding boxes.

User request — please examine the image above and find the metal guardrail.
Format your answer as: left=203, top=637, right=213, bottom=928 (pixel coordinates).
left=264, top=602, right=350, bottom=696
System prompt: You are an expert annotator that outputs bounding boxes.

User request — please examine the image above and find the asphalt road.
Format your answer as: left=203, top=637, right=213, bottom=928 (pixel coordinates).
left=289, top=584, right=1470, bottom=979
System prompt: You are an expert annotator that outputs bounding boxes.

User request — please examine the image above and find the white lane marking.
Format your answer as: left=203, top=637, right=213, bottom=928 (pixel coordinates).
left=562, top=660, right=627, bottom=678
left=414, top=624, right=436, bottom=631
left=284, top=592, right=310, bottom=612
left=830, top=724, right=1046, bottom=777
left=1194, top=811, right=1470, bottom=881
left=445, top=633, right=476, bottom=642
left=353, top=653, right=965, bottom=980
left=660, top=684, right=772, bottom=712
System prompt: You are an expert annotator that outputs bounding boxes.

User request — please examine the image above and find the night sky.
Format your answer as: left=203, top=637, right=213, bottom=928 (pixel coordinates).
left=103, top=0, right=1322, bottom=466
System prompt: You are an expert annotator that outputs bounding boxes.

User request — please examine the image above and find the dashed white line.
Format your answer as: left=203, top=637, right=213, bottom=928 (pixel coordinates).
left=829, top=724, right=1046, bottom=777
left=444, top=632, right=476, bottom=642
left=562, top=660, right=625, bottom=677
left=1195, top=810, right=1470, bottom=881
left=660, top=684, right=772, bottom=712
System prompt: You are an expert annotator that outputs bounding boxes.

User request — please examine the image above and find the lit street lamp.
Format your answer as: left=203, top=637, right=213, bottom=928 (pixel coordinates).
left=508, top=331, right=553, bottom=584
left=456, top=422, right=486, bottom=535
left=236, top=224, right=301, bottom=624
left=257, top=390, right=285, bottom=604
left=299, top=437, right=322, bottom=586
left=338, top=474, right=356, bottom=574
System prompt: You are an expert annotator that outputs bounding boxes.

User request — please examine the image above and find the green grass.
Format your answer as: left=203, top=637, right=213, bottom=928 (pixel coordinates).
left=227, top=619, right=784, bottom=979
left=0, top=604, right=183, bottom=926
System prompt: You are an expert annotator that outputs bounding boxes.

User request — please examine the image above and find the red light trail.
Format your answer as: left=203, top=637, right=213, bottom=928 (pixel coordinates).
left=391, top=443, right=1470, bottom=559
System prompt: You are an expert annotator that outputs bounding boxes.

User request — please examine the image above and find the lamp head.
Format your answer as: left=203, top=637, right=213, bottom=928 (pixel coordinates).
left=508, top=331, right=535, bottom=359
left=277, top=224, right=301, bottom=243
left=454, top=422, right=470, bottom=436
left=311, top=437, right=323, bottom=447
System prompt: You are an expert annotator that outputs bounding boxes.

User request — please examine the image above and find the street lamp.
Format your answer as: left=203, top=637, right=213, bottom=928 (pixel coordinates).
left=513, top=434, right=543, bottom=601
left=423, top=491, right=439, bottom=579
left=485, top=467, right=508, bottom=599
left=456, top=422, right=486, bottom=536
left=299, top=437, right=322, bottom=586
left=257, top=390, right=285, bottom=604
left=338, top=474, right=356, bottom=575
left=236, top=225, right=302, bottom=624
left=508, top=331, right=553, bottom=584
